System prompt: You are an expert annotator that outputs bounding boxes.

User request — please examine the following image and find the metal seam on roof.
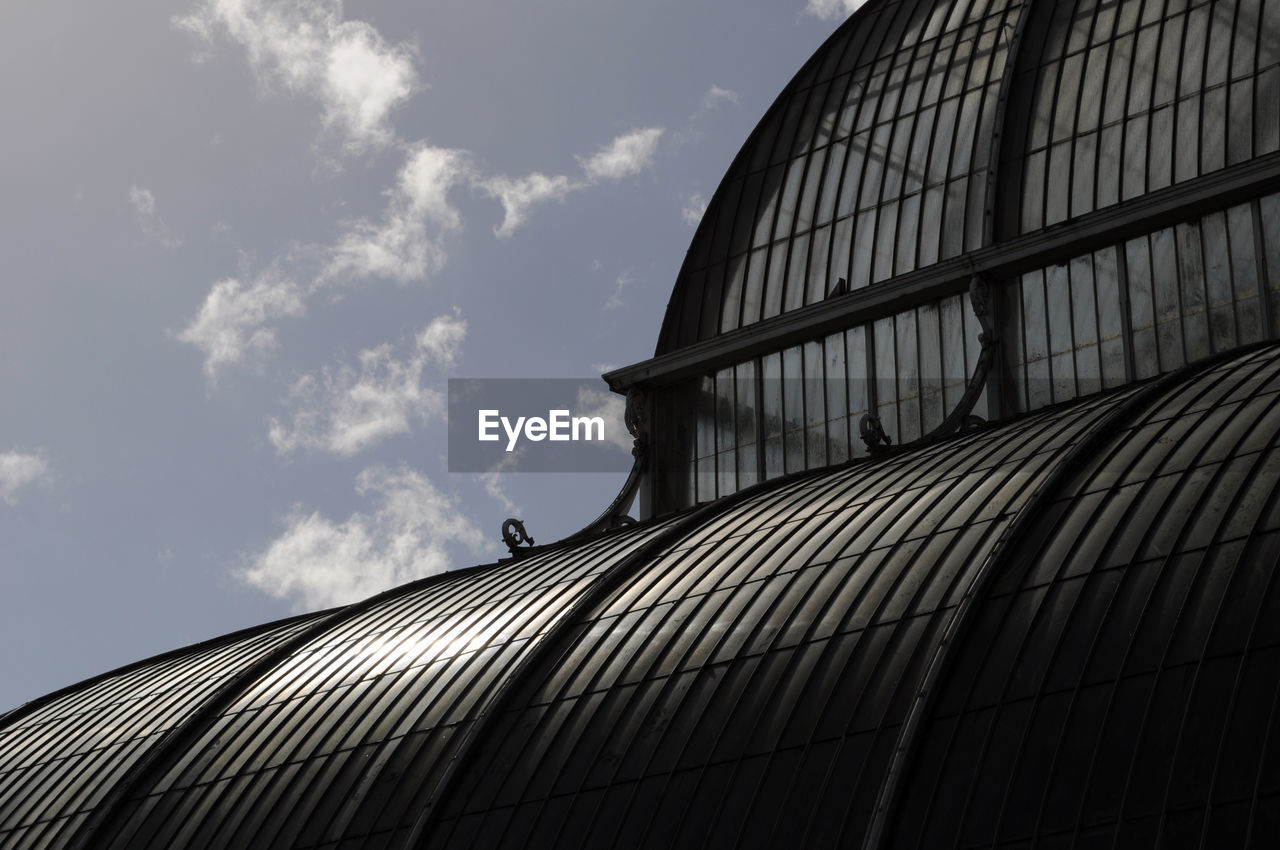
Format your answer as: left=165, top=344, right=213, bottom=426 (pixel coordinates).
left=861, top=337, right=1280, bottom=849
left=65, top=558, right=512, bottom=850
left=401, top=464, right=842, bottom=849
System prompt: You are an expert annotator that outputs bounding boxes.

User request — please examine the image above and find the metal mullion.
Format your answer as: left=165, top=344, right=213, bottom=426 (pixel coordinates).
left=820, top=7, right=889, bottom=299
left=872, top=389, right=1134, bottom=848
left=1116, top=0, right=1150, bottom=201
left=773, top=85, right=828, bottom=322
left=755, top=356, right=768, bottom=485
left=92, top=596, right=430, bottom=850
left=531, top=482, right=838, bottom=850
left=1069, top=257, right=1083, bottom=400
left=350, top=614, right=546, bottom=843
left=1117, top=240, right=1139, bottom=381
left=848, top=2, right=917, bottom=291
left=1034, top=47, right=1065, bottom=229
left=1252, top=198, right=1273, bottom=337
left=21, top=626, right=303, bottom=845
left=828, top=445, right=1069, bottom=847
left=1041, top=264, right=1056, bottom=408
left=1145, top=396, right=1280, bottom=845
left=788, top=84, right=834, bottom=311
left=878, top=0, right=949, bottom=278
left=979, top=356, right=1279, bottom=845
left=1190, top=0, right=1214, bottom=182
left=462, top=521, right=743, bottom=845
left=373, top=532, right=670, bottom=844
left=1088, top=352, right=1280, bottom=846
left=638, top=467, right=897, bottom=847
left=745, top=468, right=1003, bottom=849
left=1197, top=212, right=1222, bottom=354
left=1070, top=0, right=1108, bottom=220
left=1152, top=0, right=1184, bottom=195
left=1084, top=0, right=1122, bottom=217
left=726, top=141, right=779, bottom=337
left=1036, top=348, right=1280, bottom=845
left=824, top=27, right=881, bottom=294
left=798, top=79, right=851, bottom=305
left=908, top=0, right=985, bottom=270
left=1237, top=498, right=1280, bottom=848
left=1222, top=0, right=1246, bottom=169
left=782, top=395, right=1089, bottom=850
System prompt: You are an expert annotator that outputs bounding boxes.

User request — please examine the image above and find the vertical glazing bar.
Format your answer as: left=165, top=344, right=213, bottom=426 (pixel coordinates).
left=1252, top=197, right=1274, bottom=338
left=1115, top=240, right=1138, bottom=382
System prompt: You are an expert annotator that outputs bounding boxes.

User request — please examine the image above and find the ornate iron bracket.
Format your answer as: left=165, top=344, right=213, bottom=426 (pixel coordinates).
left=916, top=274, right=998, bottom=443
left=860, top=413, right=893, bottom=452
left=870, top=275, right=1000, bottom=455
left=501, top=518, right=535, bottom=557
left=501, top=384, right=649, bottom=560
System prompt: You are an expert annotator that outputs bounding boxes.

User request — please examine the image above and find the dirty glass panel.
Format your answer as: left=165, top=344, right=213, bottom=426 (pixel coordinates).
left=762, top=352, right=785, bottom=481
left=716, top=367, right=737, bottom=499
left=918, top=301, right=946, bottom=433
left=1093, top=246, right=1128, bottom=387
left=1046, top=262, right=1077, bottom=404
left=875, top=317, right=901, bottom=444
left=1070, top=254, right=1102, bottom=397
left=1201, top=210, right=1238, bottom=352
left=825, top=332, right=850, bottom=466
left=784, top=346, right=806, bottom=474
left=736, top=361, right=759, bottom=491
left=896, top=310, right=922, bottom=443
left=804, top=341, right=828, bottom=469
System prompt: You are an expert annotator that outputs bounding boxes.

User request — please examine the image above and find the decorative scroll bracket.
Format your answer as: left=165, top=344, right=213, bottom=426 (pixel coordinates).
left=867, top=275, right=1000, bottom=455
left=860, top=413, right=893, bottom=452
left=919, top=274, right=999, bottom=443
left=501, top=518, right=536, bottom=557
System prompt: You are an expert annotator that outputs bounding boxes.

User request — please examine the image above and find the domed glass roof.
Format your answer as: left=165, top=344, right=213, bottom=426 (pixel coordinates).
left=655, top=0, right=1280, bottom=353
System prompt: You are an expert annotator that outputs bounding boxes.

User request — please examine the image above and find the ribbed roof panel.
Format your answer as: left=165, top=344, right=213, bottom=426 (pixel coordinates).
left=422, top=384, right=1136, bottom=848
left=97, top=521, right=672, bottom=850
left=0, top=616, right=320, bottom=850
left=886, top=344, right=1280, bottom=848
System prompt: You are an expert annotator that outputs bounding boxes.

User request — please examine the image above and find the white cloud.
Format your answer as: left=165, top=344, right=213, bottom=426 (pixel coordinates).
left=480, top=127, right=665, bottom=237
left=325, top=144, right=474, bottom=283
left=605, top=268, right=635, bottom=311
left=803, top=0, right=870, bottom=21
left=700, top=84, right=740, bottom=112
left=269, top=311, right=465, bottom=456
left=477, top=172, right=580, bottom=238
left=176, top=271, right=306, bottom=382
left=175, top=0, right=419, bottom=154
left=0, top=451, right=51, bottom=505
left=574, top=386, right=633, bottom=456
left=129, top=186, right=180, bottom=247
left=240, top=465, right=485, bottom=610
left=682, top=193, right=708, bottom=226
left=577, top=127, right=664, bottom=182
left=475, top=448, right=524, bottom=514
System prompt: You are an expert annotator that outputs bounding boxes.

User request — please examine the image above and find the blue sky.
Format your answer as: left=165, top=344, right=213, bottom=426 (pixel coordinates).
left=0, top=0, right=861, bottom=712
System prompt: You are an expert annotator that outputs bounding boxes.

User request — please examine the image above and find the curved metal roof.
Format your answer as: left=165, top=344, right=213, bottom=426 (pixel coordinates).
left=655, top=0, right=1280, bottom=353
left=2, top=343, right=1278, bottom=848
left=5, top=1, right=1280, bottom=846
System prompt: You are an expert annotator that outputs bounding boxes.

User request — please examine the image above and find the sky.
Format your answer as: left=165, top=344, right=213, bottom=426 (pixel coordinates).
left=0, top=0, right=864, bottom=713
